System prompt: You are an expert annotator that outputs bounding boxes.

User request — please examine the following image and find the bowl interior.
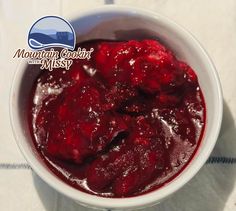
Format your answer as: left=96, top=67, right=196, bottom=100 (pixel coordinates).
left=10, top=7, right=222, bottom=209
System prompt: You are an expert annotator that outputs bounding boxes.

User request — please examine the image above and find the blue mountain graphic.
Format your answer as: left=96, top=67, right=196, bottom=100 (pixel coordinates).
left=28, top=16, right=76, bottom=50
left=28, top=31, right=74, bottom=49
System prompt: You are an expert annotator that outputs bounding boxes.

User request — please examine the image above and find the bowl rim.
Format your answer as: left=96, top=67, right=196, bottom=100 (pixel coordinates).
left=9, top=5, right=223, bottom=209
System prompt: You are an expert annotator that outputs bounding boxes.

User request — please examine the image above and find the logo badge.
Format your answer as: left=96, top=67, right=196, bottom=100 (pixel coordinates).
left=28, top=16, right=76, bottom=50
left=14, top=15, right=93, bottom=71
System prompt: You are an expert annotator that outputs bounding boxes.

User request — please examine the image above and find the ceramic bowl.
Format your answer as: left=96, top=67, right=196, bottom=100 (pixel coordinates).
left=10, top=5, right=223, bottom=210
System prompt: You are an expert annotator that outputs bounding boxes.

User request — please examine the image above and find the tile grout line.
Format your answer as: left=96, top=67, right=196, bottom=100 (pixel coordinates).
left=0, top=163, right=31, bottom=169
left=0, top=157, right=236, bottom=170
left=206, top=156, right=236, bottom=164
left=104, top=0, right=115, bottom=5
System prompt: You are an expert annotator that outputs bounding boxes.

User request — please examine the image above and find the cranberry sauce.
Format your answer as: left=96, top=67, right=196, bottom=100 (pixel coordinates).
left=28, top=40, right=206, bottom=197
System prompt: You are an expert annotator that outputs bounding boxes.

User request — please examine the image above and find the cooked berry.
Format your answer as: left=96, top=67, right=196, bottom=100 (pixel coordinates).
left=29, top=39, right=205, bottom=198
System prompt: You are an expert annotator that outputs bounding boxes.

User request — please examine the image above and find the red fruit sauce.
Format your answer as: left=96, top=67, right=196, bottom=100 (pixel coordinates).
left=28, top=40, right=206, bottom=197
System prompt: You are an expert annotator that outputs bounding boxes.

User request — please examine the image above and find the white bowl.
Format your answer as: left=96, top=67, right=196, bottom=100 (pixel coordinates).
left=10, top=5, right=223, bottom=210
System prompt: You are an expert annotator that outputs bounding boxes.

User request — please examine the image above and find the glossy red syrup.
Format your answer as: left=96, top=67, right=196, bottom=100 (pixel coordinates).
left=28, top=40, right=206, bottom=197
